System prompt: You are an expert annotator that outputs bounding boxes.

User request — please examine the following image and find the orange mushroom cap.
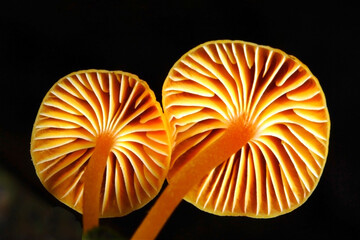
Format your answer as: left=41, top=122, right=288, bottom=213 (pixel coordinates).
left=30, top=70, right=170, bottom=219
left=163, top=40, right=330, bottom=217
left=132, top=40, right=330, bottom=240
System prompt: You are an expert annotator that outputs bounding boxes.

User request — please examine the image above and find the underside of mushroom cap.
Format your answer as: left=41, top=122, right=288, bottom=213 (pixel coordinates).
left=31, top=70, right=171, bottom=218
left=163, top=40, right=330, bottom=217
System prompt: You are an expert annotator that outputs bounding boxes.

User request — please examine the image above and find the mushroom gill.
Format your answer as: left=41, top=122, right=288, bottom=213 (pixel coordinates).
left=30, top=70, right=170, bottom=232
left=132, top=40, right=330, bottom=239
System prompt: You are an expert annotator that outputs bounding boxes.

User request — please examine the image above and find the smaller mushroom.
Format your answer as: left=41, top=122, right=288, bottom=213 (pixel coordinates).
left=30, top=70, right=171, bottom=233
left=132, top=40, right=330, bottom=239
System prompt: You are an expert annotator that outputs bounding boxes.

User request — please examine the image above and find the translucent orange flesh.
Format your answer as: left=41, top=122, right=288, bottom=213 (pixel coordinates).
left=83, top=134, right=114, bottom=233
left=132, top=120, right=253, bottom=239
left=30, top=70, right=171, bottom=233
left=159, top=40, right=330, bottom=219
left=132, top=40, right=330, bottom=239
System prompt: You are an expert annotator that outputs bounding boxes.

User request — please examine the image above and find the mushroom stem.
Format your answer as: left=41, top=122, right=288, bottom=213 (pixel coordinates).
left=83, top=134, right=114, bottom=233
left=132, top=120, right=254, bottom=239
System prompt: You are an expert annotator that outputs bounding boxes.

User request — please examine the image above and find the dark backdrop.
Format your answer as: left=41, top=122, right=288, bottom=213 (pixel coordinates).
left=0, top=0, right=358, bottom=239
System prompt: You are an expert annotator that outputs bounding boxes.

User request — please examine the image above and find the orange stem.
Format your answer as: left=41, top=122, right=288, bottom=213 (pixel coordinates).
left=83, top=135, right=114, bottom=233
left=132, top=120, right=253, bottom=239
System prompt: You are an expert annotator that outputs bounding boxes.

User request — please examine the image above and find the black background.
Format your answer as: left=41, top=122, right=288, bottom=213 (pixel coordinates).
left=0, top=0, right=359, bottom=239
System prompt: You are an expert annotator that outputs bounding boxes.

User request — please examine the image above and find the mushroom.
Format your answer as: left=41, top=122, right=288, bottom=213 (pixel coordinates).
left=30, top=70, right=170, bottom=233
left=132, top=40, right=330, bottom=239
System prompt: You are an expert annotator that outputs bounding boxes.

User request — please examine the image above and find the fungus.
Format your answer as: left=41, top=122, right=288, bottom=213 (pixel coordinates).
left=132, top=40, right=330, bottom=239
left=30, top=70, right=170, bottom=233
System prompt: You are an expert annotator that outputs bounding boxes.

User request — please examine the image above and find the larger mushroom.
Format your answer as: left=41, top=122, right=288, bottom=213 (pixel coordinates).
left=30, top=70, right=170, bottom=233
left=132, top=40, right=330, bottom=239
